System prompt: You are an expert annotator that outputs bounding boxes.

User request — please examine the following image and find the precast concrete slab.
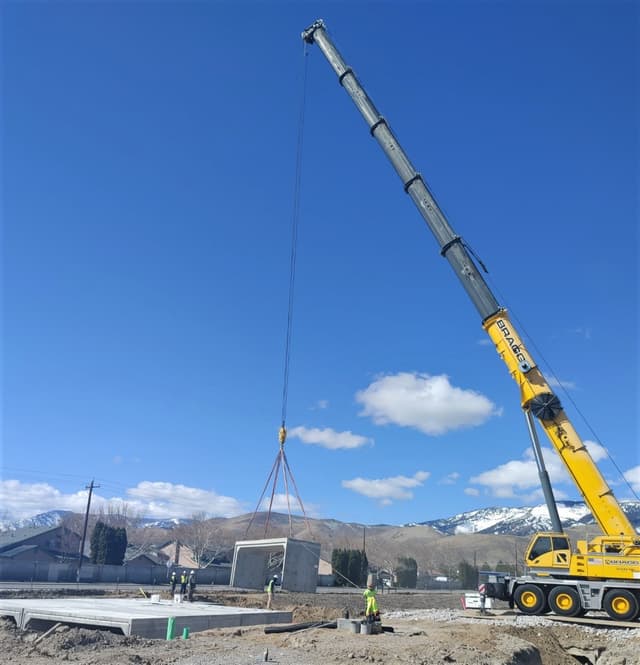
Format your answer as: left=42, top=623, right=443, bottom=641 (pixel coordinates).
left=0, top=605, right=22, bottom=627
left=0, top=598, right=292, bottom=639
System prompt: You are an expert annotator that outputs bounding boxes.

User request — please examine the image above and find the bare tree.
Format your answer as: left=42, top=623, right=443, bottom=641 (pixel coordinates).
left=59, top=513, right=86, bottom=561
left=97, top=502, right=131, bottom=528
left=60, top=512, right=85, bottom=538
left=174, top=512, right=231, bottom=567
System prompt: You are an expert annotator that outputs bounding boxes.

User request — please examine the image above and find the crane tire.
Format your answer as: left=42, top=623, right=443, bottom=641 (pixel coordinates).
left=603, top=589, right=640, bottom=622
left=548, top=586, right=583, bottom=617
left=514, top=584, right=547, bottom=615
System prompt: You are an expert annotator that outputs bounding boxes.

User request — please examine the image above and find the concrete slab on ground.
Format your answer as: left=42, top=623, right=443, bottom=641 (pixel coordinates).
left=0, top=598, right=292, bottom=638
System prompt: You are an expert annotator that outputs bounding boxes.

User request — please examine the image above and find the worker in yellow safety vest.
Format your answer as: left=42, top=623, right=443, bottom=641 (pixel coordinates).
left=363, top=583, right=379, bottom=623
left=266, top=575, right=278, bottom=609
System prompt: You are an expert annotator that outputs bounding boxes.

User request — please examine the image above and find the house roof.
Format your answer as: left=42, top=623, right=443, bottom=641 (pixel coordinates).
left=0, top=525, right=64, bottom=552
left=0, top=544, right=40, bottom=558
left=125, top=550, right=167, bottom=565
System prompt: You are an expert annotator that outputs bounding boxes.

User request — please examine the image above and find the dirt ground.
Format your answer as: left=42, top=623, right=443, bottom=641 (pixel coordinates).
left=1, top=588, right=638, bottom=664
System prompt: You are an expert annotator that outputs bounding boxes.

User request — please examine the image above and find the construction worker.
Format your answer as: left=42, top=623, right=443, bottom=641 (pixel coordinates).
left=479, top=584, right=487, bottom=615
left=266, top=575, right=277, bottom=609
left=180, top=570, right=188, bottom=597
left=188, top=570, right=196, bottom=602
left=363, top=582, right=379, bottom=624
left=169, top=570, right=177, bottom=595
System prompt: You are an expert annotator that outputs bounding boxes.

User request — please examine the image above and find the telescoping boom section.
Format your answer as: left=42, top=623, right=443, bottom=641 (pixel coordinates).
left=302, top=19, right=639, bottom=597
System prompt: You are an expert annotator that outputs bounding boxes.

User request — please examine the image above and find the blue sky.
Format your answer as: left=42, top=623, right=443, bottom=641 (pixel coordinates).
left=2, top=1, right=638, bottom=526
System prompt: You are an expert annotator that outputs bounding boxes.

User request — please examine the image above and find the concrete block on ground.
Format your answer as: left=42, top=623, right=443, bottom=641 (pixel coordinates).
left=337, top=618, right=360, bottom=633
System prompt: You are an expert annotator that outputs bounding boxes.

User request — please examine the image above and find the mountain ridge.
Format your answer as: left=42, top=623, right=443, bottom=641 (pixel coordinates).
left=3, top=500, right=639, bottom=536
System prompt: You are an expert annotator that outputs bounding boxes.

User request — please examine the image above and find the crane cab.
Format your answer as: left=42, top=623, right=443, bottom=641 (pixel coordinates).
left=525, top=532, right=640, bottom=580
left=524, top=533, right=571, bottom=573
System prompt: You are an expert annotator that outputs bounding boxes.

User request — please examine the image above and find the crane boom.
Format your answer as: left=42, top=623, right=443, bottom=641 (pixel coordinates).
left=302, top=19, right=635, bottom=538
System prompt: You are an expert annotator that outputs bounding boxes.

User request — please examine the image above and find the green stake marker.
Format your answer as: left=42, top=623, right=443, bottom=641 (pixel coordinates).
left=182, top=627, right=190, bottom=640
left=166, top=617, right=175, bottom=640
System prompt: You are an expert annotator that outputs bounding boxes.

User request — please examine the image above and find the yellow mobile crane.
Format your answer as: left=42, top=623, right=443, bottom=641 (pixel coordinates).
left=302, top=20, right=640, bottom=621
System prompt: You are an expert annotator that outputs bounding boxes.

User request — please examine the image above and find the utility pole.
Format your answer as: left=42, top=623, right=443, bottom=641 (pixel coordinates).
left=76, top=479, right=99, bottom=583
left=473, top=550, right=478, bottom=588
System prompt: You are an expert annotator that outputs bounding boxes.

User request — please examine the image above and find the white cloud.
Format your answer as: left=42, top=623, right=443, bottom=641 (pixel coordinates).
left=520, top=487, right=570, bottom=504
left=0, top=480, right=245, bottom=521
left=624, top=466, right=640, bottom=493
left=289, top=426, right=372, bottom=450
left=355, top=372, right=500, bottom=435
left=311, top=400, right=329, bottom=410
left=125, top=482, right=244, bottom=518
left=573, top=327, right=592, bottom=340
left=260, top=493, right=319, bottom=517
left=546, top=377, right=577, bottom=390
left=584, top=440, right=608, bottom=462
left=471, top=456, right=541, bottom=498
left=0, top=480, right=94, bottom=519
left=342, top=471, right=430, bottom=504
left=439, top=472, right=460, bottom=485
left=477, top=338, right=492, bottom=347
left=469, top=439, right=608, bottom=502
left=464, top=487, right=480, bottom=496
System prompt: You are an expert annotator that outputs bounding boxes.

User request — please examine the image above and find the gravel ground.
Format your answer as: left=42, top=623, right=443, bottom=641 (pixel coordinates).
left=1, top=588, right=638, bottom=664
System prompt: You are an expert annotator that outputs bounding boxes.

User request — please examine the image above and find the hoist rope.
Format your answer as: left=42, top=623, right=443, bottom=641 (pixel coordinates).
left=245, top=43, right=314, bottom=540
left=280, top=41, right=309, bottom=428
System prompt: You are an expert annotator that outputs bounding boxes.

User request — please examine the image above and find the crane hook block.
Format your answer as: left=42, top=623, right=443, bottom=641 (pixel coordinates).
left=279, top=426, right=287, bottom=445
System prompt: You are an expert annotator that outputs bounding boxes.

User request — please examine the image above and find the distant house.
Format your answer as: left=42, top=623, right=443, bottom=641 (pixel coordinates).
left=0, top=525, right=81, bottom=562
left=317, top=557, right=335, bottom=586
left=0, top=544, right=57, bottom=563
left=159, top=541, right=199, bottom=569
left=124, top=548, right=168, bottom=567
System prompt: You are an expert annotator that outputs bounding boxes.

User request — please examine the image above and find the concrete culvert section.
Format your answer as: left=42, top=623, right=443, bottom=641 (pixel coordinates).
left=230, top=538, right=321, bottom=593
left=565, top=646, right=604, bottom=664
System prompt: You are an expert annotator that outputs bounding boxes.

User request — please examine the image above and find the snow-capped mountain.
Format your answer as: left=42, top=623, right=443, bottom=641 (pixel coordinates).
left=3, top=501, right=639, bottom=536
left=418, top=500, right=640, bottom=536
left=0, top=511, right=189, bottom=532
left=139, top=517, right=189, bottom=529
left=0, top=510, right=73, bottom=532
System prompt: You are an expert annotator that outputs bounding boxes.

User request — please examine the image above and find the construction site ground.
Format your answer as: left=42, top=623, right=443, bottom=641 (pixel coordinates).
left=1, top=587, right=637, bottom=664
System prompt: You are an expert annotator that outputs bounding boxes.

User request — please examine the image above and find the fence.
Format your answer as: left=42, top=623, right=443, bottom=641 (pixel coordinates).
left=0, top=560, right=231, bottom=585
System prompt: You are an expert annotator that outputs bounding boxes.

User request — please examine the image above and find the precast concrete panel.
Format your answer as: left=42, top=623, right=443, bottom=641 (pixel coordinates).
left=281, top=540, right=320, bottom=593
left=231, top=538, right=320, bottom=593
